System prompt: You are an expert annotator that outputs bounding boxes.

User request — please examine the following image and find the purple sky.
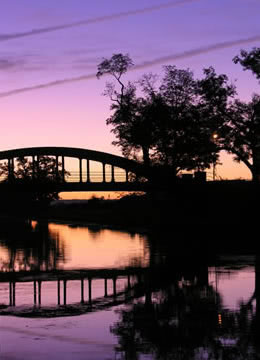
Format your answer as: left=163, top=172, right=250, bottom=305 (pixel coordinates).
left=0, top=0, right=260, bottom=183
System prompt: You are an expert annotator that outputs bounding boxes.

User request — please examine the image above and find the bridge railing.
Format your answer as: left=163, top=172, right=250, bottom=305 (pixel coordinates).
left=0, top=170, right=145, bottom=184
left=66, top=170, right=128, bottom=183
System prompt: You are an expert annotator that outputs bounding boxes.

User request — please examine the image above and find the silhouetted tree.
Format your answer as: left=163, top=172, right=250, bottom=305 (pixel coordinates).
left=0, top=156, right=69, bottom=208
left=97, top=54, right=234, bottom=177
left=233, top=47, right=260, bottom=81
left=221, top=94, right=260, bottom=181
left=97, top=54, right=155, bottom=167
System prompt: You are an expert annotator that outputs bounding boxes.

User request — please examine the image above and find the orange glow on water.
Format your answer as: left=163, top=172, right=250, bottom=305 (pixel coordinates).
left=48, top=223, right=149, bottom=269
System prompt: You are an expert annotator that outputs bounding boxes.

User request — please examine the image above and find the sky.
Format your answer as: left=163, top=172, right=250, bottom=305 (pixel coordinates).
left=1, top=0, right=260, bottom=197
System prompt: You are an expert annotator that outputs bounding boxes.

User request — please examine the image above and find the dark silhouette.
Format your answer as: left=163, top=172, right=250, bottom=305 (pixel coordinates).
left=111, top=255, right=260, bottom=360
left=233, top=47, right=260, bottom=81
left=97, top=54, right=234, bottom=178
left=0, top=147, right=150, bottom=213
left=0, top=220, right=66, bottom=272
left=0, top=155, right=68, bottom=204
left=221, top=94, right=260, bottom=182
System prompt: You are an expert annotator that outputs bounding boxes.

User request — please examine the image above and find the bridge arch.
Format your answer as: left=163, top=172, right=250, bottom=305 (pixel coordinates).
left=0, top=147, right=147, bottom=187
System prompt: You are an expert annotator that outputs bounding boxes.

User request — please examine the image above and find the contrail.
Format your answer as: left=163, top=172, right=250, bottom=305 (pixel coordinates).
left=0, top=34, right=259, bottom=99
left=133, top=34, right=260, bottom=71
left=0, top=0, right=199, bottom=42
left=0, top=74, right=97, bottom=98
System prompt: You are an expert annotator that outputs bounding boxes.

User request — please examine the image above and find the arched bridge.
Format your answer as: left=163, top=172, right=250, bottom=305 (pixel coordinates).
left=0, top=146, right=150, bottom=192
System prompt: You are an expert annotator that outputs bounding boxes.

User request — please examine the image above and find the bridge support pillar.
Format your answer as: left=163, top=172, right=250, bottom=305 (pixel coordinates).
left=102, top=163, right=106, bottom=183
left=86, top=159, right=90, bottom=183
left=111, top=166, right=115, bottom=183
left=62, top=156, right=65, bottom=182
left=79, top=158, right=82, bottom=183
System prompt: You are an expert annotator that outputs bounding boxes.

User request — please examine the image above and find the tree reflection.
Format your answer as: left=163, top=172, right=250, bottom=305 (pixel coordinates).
left=112, top=256, right=260, bottom=360
left=0, top=220, right=66, bottom=272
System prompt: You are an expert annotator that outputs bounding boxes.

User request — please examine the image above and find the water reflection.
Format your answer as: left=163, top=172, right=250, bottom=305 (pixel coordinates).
left=112, top=255, right=260, bottom=360
left=0, top=221, right=149, bottom=272
left=0, top=220, right=66, bottom=272
left=1, top=222, right=260, bottom=359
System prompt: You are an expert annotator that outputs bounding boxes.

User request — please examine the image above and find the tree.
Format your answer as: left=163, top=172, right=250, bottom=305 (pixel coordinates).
left=0, top=156, right=69, bottom=205
left=97, top=54, right=154, bottom=167
left=97, top=54, right=234, bottom=177
left=152, top=66, right=235, bottom=175
left=222, top=47, right=260, bottom=181
left=222, top=94, right=260, bottom=181
left=233, top=47, right=260, bottom=81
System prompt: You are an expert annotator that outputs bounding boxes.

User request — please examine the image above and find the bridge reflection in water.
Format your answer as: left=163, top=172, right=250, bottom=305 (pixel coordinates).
left=2, top=223, right=260, bottom=358
left=4, top=268, right=141, bottom=307
left=0, top=257, right=211, bottom=317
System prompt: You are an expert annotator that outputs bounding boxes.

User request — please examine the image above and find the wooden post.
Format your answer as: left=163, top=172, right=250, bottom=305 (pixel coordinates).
left=63, top=280, right=67, bottom=305
left=88, top=278, right=92, bottom=305
left=9, top=282, right=13, bottom=306
left=12, top=282, right=16, bottom=306
left=34, top=280, right=37, bottom=305
left=38, top=281, right=41, bottom=305
left=81, top=278, right=84, bottom=303
left=104, top=278, right=108, bottom=297
left=57, top=280, right=60, bottom=305
left=113, top=277, right=117, bottom=298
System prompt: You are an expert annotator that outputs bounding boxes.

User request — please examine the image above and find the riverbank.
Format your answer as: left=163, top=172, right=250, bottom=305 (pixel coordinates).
left=39, top=180, right=260, bottom=228
left=1, top=180, right=259, bottom=232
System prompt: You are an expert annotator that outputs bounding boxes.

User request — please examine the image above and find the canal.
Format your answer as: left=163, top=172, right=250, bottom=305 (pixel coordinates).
left=0, top=220, right=258, bottom=359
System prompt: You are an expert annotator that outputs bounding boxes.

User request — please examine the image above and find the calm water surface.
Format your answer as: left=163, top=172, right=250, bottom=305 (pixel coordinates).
left=0, top=220, right=259, bottom=359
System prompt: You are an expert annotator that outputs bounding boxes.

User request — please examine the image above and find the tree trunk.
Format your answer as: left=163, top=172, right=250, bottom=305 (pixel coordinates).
left=142, top=146, right=150, bottom=167
left=252, top=147, right=260, bottom=182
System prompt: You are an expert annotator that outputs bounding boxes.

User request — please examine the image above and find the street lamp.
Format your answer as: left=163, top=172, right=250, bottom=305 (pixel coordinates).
left=212, top=132, right=219, bottom=181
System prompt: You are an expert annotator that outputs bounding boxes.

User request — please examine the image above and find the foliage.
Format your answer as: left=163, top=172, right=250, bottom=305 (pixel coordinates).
left=221, top=94, right=260, bottom=181
left=97, top=54, right=235, bottom=176
left=220, top=47, right=260, bottom=181
left=0, top=156, right=69, bottom=204
left=233, top=47, right=260, bottom=80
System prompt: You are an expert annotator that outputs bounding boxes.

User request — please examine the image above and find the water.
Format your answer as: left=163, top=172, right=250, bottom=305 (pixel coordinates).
left=0, top=220, right=259, bottom=359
